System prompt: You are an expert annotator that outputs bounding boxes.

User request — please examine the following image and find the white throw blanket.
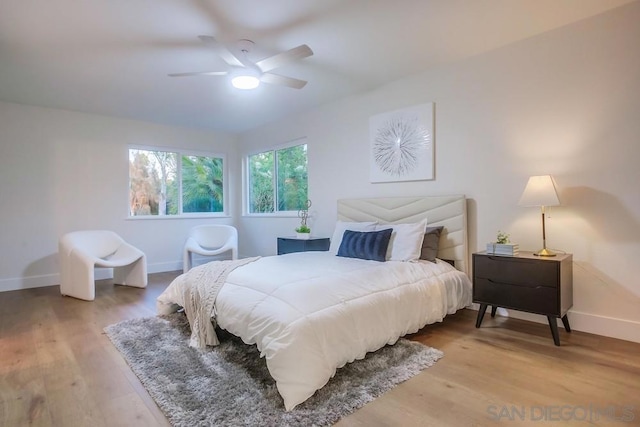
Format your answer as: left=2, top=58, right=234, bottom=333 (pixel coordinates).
left=157, top=257, right=259, bottom=348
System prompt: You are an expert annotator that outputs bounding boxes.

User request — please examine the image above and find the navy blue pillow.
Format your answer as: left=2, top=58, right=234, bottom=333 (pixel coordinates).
left=337, top=228, right=393, bottom=262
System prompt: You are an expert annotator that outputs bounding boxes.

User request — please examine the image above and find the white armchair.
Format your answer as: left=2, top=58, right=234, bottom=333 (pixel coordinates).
left=59, top=230, right=147, bottom=301
left=183, top=225, right=238, bottom=273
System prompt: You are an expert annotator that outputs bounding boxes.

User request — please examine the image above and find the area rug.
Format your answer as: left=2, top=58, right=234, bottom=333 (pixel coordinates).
left=105, top=313, right=443, bottom=427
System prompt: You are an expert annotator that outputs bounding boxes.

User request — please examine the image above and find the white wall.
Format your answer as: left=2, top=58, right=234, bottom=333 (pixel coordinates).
left=1, top=3, right=637, bottom=343
left=0, top=102, right=238, bottom=291
left=237, top=3, right=640, bottom=342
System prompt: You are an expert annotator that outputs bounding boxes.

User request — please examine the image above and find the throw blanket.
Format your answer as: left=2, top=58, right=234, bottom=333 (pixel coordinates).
left=157, top=257, right=259, bottom=348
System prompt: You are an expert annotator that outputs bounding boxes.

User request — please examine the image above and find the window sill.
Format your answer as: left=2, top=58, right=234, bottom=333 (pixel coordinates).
left=242, top=213, right=300, bottom=218
left=127, top=214, right=231, bottom=220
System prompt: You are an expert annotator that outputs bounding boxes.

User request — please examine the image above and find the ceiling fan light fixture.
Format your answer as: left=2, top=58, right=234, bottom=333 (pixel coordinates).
left=231, top=74, right=260, bottom=90
left=171, top=36, right=312, bottom=90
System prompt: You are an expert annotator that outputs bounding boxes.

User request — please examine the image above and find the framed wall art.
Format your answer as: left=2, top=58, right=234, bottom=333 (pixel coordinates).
left=369, top=102, right=434, bottom=183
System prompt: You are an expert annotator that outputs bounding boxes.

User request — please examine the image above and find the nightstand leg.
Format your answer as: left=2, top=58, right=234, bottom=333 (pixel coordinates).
left=490, top=306, right=497, bottom=318
left=476, top=304, right=488, bottom=328
left=547, top=316, right=561, bottom=346
left=561, top=315, right=571, bottom=333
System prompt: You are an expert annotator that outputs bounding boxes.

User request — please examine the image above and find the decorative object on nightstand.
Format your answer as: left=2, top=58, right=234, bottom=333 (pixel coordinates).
left=277, top=237, right=330, bottom=255
left=518, top=175, right=560, bottom=257
left=486, top=230, right=519, bottom=256
left=472, top=251, right=573, bottom=346
left=296, top=199, right=312, bottom=239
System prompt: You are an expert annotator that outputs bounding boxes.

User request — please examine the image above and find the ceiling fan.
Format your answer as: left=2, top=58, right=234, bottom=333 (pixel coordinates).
left=168, top=36, right=313, bottom=90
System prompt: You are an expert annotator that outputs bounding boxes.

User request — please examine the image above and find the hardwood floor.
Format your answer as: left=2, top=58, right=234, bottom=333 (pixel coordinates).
left=1, top=272, right=639, bottom=427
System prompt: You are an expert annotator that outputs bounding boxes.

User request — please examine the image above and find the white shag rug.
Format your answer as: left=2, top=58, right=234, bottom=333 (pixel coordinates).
left=105, top=313, right=443, bottom=427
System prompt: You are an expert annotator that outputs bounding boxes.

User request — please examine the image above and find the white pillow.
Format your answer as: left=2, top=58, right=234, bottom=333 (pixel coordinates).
left=329, top=221, right=377, bottom=254
left=376, top=220, right=428, bottom=261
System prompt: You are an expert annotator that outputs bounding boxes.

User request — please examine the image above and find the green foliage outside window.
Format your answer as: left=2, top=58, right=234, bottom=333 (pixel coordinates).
left=248, top=143, right=308, bottom=214
left=277, top=145, right=308, bottom=211
left=182, top=155, right=224, bottom=213
left=249, top=151, right=275, bottom=213
left=129, top=149, right=224, bottom=216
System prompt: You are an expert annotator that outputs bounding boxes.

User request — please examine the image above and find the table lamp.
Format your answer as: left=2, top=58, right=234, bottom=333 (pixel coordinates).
left=518, top=175, right=560, bottom=256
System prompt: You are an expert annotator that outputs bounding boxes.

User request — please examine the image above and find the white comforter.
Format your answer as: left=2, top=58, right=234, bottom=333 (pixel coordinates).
left=158, top=251, right=471, bottom=410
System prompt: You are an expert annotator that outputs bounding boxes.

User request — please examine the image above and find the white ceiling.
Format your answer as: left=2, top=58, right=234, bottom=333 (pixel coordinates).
left=0, top=0, right=634, bottom=133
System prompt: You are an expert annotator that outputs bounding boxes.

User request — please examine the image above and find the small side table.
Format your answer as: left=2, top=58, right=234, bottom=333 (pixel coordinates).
left=473, top=251, right=573, bottom=346
left=277, top=237, right=330, bottom=255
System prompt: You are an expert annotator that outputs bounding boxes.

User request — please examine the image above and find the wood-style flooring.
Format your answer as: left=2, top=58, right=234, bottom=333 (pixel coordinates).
left=1, top=272, right=639, bottom=427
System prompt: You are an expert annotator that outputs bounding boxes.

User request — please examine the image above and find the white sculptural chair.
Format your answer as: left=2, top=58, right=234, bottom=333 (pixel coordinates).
left=59, top=230, right=147, bottom=301
left=183, top=224, right=238, bottom=273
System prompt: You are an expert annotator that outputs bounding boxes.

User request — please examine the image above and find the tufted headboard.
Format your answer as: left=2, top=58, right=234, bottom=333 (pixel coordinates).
left=337, top=195, right=469, bottom=275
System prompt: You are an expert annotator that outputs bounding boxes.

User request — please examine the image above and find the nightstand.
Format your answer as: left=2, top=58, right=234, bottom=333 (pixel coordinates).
left=277, top=237, right=330, bottom=255
left=473, top=251, right=573, bottom=346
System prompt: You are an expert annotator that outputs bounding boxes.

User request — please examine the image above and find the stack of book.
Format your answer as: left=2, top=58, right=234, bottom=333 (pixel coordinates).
left=486, top=243, right=519, bottom=256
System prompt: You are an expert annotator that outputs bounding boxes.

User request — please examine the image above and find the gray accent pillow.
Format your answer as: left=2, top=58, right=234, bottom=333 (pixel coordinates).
left=420, top=226, right=444, bottom=262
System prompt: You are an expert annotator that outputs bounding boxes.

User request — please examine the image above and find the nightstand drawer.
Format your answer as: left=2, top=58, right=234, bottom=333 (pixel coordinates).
left=277, top=237, right=330, bottom=255
left=474, top=255, right=558, bottom=288
left=474, top=278, right=558, bottom=314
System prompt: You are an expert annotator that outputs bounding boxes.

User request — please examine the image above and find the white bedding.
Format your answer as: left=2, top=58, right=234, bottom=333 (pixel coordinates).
left=158, top=251, right=471, bottom=410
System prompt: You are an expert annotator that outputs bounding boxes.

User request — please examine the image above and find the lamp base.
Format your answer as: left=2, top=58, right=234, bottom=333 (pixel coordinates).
left=534, top=248, right=556, bottom=257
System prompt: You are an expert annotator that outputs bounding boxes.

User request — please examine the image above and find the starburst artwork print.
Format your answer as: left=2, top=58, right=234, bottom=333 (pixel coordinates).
left=369, top=103, right=434, bottom=183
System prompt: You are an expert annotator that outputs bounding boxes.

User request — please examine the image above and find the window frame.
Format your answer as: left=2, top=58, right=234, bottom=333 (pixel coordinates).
left=128, top=145, right=228, bottom=219
left=243, top=137, right=308, bottom=217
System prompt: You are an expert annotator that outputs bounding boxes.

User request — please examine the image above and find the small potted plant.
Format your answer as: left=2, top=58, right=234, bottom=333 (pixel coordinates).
left=296, top=224, right=311, bottom=240
left=296, top=200, right=312, bottom=239
left=496, top=231, right=510, bottom=245
left=487, top=231, right=519, bottom=256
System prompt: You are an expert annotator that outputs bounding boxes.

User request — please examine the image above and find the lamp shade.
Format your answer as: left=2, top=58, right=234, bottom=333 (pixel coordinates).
left=518, top=175, right=560, bottom=207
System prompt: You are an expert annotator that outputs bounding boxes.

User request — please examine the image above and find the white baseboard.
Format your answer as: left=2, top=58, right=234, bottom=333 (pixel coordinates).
left=567, top=310, right=640, bottom=344
left=0, top=261, right=182, bottom=292
left=147, top=261, right=182, bottom=274
left=468, top=303, right=640, bottom=344
left=0, top=273, right=61, bottom=292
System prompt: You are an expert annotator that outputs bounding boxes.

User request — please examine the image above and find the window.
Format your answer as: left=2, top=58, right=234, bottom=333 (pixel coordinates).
left=129, top=148, right=225, bottom=217
left=247, top=141, right=308, bottom=214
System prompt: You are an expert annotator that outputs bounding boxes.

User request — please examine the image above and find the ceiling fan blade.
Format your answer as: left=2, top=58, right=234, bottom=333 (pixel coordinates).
left=198, top=35, right=244, bottom=67
left=260, top=73, right=308, bottom=89
left=256, top=44, right=313, bottom=72
left=168, top=71, right=228, bottom=77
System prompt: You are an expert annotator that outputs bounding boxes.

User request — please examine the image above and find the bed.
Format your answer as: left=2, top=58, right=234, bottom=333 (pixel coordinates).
left=157, top=195, right=472, bottom=411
